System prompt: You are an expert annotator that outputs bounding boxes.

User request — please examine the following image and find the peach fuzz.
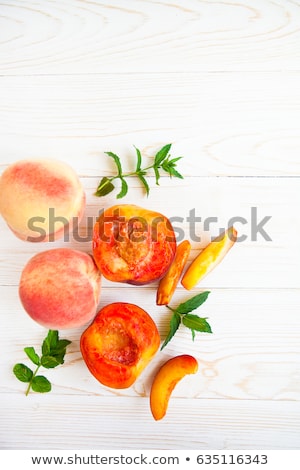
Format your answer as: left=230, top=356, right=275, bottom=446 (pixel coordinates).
left=19, top=248, right=101, bottom=329
left=150, top=354, right=198, bottom=421
left=0, top=159, right=85, bottom=242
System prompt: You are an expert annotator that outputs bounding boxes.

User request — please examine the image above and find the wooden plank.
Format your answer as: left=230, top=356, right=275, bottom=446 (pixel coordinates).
left=0, top=72, right=300, bottom=176
left=0, top=0, right=300, bottom=75
left=1, top=394, right=299, bottom=449
left=0, top=176, right=299, bottom=288
left=2, top=287, right=299, bottom=402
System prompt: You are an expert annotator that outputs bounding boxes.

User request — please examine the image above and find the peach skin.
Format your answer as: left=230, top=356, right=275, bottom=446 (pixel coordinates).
left=0, top=159, right=85, bottom=242
left=181, top=226, right=237, bottom=290
left=93, top=204, right=176, bottom=285
left=80, top=303, right=160, bottom=389
left=19, top=248, right=101, bottom=329
left=150, top=354, right=198, bottom=420
left=156, top=240, right=191, bottom=305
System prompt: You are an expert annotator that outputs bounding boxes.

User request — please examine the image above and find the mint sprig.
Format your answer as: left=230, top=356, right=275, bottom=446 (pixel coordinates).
left=95, top=144, right=183, bottom=199
left=13, top=330, right=71, bottom=395
left=161, top=291, right=212, bottom=350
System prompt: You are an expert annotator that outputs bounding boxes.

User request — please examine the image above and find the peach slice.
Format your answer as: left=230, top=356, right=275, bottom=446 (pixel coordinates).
left=156, top=240, right=191, bottom=305
left=150, top=354, right=198, bottom=420
left=181, top=226, right=237, bottom=290
left=0, top=159, right=85, bottom=242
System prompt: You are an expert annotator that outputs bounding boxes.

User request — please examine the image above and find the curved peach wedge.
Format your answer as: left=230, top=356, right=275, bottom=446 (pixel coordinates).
left=156, top=240, right=191, bottom=305
left=150, top=354, right=198, bottom=421
left=181, top=226, right=237, bottom=290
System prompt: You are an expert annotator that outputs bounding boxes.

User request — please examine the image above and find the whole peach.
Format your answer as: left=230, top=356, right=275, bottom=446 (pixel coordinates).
left=19, top=248, right=101, bottom=329
left=0, top=159, right=85, bottom=242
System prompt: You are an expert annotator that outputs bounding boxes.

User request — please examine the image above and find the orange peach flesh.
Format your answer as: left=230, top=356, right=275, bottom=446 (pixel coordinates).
left=93, top=204, right=177, bottom=285
left=0, top=159, right=85, bottom=242
left=150, top=355, right=198, bottom=421
left=181, top=226, right=237, bottom=290
left=156, top=240, right=191, bottom=305
left=80, top=303, right=160, bottom=389
left=19, top=248, right=101, bottom=329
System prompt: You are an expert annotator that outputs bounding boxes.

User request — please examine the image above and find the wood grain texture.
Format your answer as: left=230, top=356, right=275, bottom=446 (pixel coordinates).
left=1, top=395, right=300, bottom=450
left=0, top=0, right=300, bottom=75
left=0, top=177, right=299, bottom=289
left=0, top=0, right=299, bottom=452
left=0, top=72, right=300, bottom=176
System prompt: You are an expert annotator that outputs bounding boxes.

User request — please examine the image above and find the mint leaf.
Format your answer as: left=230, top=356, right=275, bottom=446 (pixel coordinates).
left=160, top=292, right=213, bottom=348
left=31, top=376, right=51, bottom=393
left=167, top=166, right=184, bottom=179
left=42, top=330, right=58, bottom=356
left=54, top=339, right=72, bottom=354
left=41, top=355, right=63, bottom=369
left=161, top=311, right=181, bottom=350
left=95, top=177, right=115, bottom=197
left=116, top=178, right=128, bottom=199
left=137, top=173, right=150, bottom=196
left=161, top=156, right=184, bottom=179
left=96, top=144, right=183, bottom=198
left=24, top=347, right=40, bottom=366
left=154, top=144, right=172, bottom=166
left=135, top=146, right=142, bottom=172
left=105, top=151, right=123, bottom=176
left=176, top=291, right=210, bottom=315
left=13, top=363, right=33, bottom=383
left=182, top=314, right=212, bottom=334
left=13, top=330, right=71, bottom=395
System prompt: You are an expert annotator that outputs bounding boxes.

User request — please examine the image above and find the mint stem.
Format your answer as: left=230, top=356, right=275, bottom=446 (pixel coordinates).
left=25, top=364, right=40, bottom=396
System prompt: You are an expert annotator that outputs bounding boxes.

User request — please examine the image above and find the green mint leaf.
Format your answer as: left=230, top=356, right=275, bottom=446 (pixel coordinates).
left=13, top=363, right=33, bottom=383
left=42, top=330, right=59, bottom=356
left=24, top=347, right=40, bottom=366
left=135, top=146, right=142, bottom=172
left=95, top=177, right=115, bottom=197
left=13, top=330, right=71, bottom=395
left=161, top=311, right=181, bottom=350
left=191, top=329, right=196, bottom=341
left=105, top=151, right=123, bottom=177
left=137, top=174, right=150, bottom=196
left=41, top=355, right=63, bottom=369
left=168, top=156, right=182, bottom=165
left=54, top=339, right=72, bottom=353
left=96, top=143, right=183, bottom=199
left=116, top=178, right=128, bottom=199
left=154, top=144, right=172, bottom=166
left=176, top=291, right=210, bottom=315
left=31, top=376, right=52, bottom=393
left=161, top=156, right=184, bottom=179
left=168, top=166, right=184, bottom=179
left=182, top=314, right=212, bottom=334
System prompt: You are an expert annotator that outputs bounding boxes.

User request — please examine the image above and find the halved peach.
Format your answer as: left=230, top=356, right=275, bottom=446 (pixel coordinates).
left=150, top=354, right=198, bottom=421
left=80, top=302, right=160, bottom=389
left=156, top=240, right=191, bottom=305
left=93, top=204, right=176, bottom=285
left=181, top=226, right=237, bottom=290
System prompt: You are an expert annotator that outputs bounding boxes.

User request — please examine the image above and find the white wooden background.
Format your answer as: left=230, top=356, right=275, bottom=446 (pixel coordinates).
left=0, top=0, right=300, bottom=451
